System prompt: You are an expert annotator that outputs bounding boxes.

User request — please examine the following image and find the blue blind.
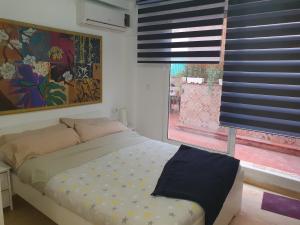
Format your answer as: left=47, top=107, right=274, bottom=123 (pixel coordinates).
left=137, top=0, right=170, bottom=4
left=137, top=0, right=226, bottom=64
left=220, top=0, right=300, bottom=137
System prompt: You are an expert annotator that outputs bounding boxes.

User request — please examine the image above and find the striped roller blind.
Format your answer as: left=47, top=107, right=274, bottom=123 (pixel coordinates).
left=220, top=0, right=300, bottom=137
left=137, top=0, right=226, bottom=64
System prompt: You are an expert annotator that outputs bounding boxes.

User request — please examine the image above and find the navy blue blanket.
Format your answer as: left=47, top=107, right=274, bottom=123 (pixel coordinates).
left=152, top=145, right=240, bottom=225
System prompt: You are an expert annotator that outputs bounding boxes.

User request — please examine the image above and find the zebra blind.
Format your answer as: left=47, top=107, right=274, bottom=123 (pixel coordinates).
left=220, top=0, right=300, bottom=137
left=137, top=0, right=226, bottom=64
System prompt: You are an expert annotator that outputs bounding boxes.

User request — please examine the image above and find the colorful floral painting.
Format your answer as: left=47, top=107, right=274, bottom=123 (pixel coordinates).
left=0, top=18, right=102, bottom=115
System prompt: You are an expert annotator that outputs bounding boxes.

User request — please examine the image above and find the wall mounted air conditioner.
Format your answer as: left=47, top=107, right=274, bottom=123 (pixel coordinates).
left=78, top=0, right=130, bottom=32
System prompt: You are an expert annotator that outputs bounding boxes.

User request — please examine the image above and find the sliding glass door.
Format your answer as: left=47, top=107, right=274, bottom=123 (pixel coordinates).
left=167, top=65, right=300, bottom=179
left=234, top=129, right=300, bottom=178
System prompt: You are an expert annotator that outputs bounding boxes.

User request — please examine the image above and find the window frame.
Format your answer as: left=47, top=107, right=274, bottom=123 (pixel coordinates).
left=163, top=0, right=237, bottom=156
left=162, top=65, right=237, bottom=156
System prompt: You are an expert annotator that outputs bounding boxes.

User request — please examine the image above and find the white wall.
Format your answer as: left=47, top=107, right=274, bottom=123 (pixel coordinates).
left=128, top=2, right=169, bottom=140
left=136, top=64, right=169, bottom=140
left=0, top=0, right=134, bottom=127
left=123, top=0, right=139, bottom=129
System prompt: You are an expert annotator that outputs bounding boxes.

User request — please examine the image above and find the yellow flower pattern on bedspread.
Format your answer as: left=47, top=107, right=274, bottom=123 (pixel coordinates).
left=45, top=140, right=204, bottom=225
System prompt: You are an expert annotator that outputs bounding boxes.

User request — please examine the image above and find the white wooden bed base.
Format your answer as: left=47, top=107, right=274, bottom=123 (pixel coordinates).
left=1, top=111, right=243, bottom=225
left=12, top=174, right=92, bottom=225
left=12, top=170, right=244, bottom=225
left=12, top=168, right=243, bottom=225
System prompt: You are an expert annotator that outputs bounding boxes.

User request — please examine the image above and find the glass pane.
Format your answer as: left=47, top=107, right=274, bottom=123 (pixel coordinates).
left=234, top=129, right=300, bottom=178
left=168, top=64, right=228, bottom=153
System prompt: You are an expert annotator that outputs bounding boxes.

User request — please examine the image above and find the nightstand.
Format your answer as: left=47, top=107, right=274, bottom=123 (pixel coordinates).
left=0, top=161, right=13, bottom=210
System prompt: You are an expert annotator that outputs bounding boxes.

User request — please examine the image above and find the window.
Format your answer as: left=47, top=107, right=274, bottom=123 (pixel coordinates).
left=138, top=0, right=300, bottom=178
left=167, top=64, right=300, bottom=177
left=234, top=129, right=300, bottom=177
left=168, top=64, right=229, bottom=153
left=167, top=0, right=300, bottom=179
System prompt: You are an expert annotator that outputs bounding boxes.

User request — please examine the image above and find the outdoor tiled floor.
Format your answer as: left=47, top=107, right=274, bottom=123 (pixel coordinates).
left=168, top=113, right=300, bottom=178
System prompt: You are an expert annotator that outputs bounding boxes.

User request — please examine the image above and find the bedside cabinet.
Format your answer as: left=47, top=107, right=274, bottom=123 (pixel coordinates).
left=0, top=161, right=13, bottom=210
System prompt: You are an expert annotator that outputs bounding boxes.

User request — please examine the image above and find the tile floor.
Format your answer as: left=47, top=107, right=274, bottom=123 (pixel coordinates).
left=230, top=184, right=299, bottom=225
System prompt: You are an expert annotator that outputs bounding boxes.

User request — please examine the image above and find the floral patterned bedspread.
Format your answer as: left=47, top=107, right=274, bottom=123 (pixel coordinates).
left=45, top=138, right=204, bottom=225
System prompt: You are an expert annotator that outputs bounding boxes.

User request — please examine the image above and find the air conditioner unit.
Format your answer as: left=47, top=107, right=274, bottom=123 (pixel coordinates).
left=78, top=0, right=130, bottom=32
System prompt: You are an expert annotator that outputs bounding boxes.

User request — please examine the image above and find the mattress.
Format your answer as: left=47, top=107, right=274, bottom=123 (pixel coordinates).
left=17, top=130, right=147, bottom=191
left=16, top=130, right=240, bottom=225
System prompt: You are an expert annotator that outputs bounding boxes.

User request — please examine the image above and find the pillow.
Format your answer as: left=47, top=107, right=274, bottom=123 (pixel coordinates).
left=60, top=117, right=110, bottom=128
left=75, top=120, right=128, bottom=142
left=0, top=124, right=67, bottom=148
left=0, top=128, right=80, bottom=169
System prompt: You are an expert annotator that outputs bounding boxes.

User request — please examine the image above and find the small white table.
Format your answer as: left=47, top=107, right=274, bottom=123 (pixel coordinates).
left=0, top=161, right=13, bottom=210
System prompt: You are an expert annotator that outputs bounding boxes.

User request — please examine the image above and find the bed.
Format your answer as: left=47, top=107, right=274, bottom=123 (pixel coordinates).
left=0, top=112, right=243, bottom=225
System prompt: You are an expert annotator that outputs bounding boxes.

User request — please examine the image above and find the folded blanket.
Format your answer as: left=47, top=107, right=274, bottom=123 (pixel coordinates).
left=152, top=145, right=240, bottom=225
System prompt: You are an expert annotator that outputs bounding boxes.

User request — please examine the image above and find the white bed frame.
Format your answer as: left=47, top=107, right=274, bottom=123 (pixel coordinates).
left=1, top=111, right=243, bottom=225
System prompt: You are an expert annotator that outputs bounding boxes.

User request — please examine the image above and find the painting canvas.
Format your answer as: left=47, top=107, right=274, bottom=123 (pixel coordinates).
left=0, top=18, right=102, bottom=115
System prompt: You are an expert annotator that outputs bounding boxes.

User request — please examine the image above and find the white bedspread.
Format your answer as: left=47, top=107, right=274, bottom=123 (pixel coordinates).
left=45, top=136, right=204, bottom=225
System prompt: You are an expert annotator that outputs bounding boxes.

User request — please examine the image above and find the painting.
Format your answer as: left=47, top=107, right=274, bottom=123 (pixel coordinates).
left=0, top=18, right=102, bottom=115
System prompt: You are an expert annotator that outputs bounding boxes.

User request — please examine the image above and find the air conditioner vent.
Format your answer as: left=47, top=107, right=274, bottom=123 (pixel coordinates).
left=78, top=0, right=130, bottom=32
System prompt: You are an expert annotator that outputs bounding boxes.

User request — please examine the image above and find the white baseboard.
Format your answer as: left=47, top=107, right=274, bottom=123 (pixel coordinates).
left=241, top=161, right=300, bottom=194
